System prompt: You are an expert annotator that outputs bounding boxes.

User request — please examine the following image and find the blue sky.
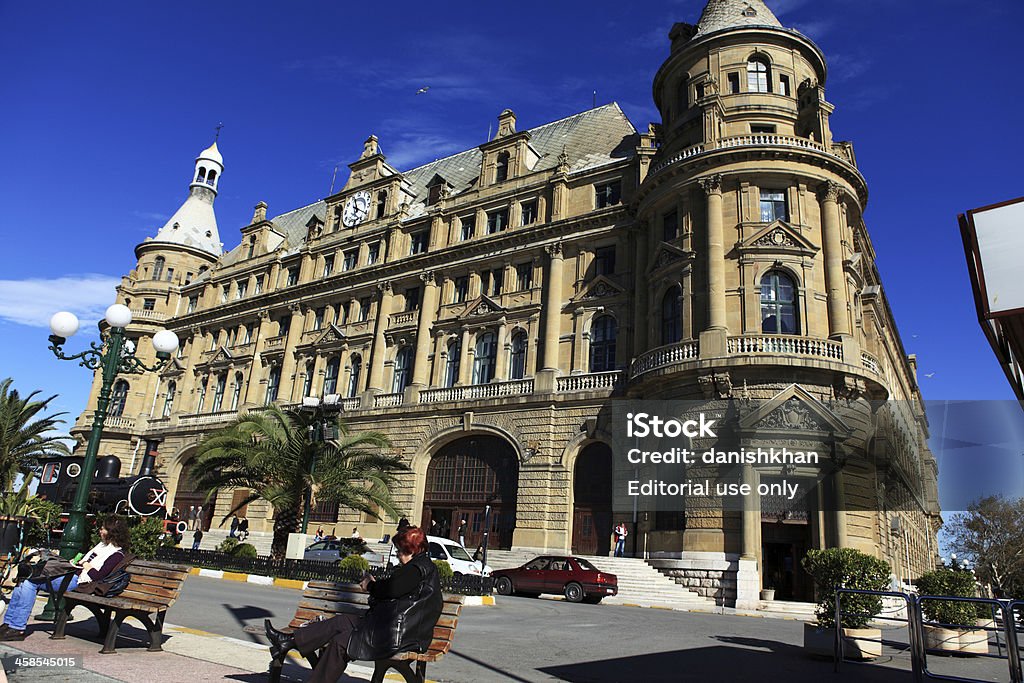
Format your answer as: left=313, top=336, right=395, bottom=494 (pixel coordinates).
left=0, top=0, right=1020, bottom=429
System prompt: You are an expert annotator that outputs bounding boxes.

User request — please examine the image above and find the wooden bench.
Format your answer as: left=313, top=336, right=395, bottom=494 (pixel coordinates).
left=269, top=579, right=464, bottom=683
left=50, top=559, right=190, bottom=654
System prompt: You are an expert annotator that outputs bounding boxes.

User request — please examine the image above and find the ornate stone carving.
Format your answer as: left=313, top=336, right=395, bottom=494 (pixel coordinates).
left=377, top=281, right=393, bottom=295
left=419, top=271, right=436, bottom=286
left=819, top=180, right=841, bottom=203
left=654, top=249, right=679, bottom=269
left=698, top=174, right=723, bottom=196
left=556, top=146, right=569, bottom=175
left=698, top=372, right=731, bottom=399
left=361, top=135, right=379, bottom=159
left=833, top=375, right=866, bottom=401
left=753, top=228, right=797, bottom=248
left=583, top=280, right=619, bottom=299
left=757, top=398, right=826, bottom=431
left=545, top=242, right=563, bottom=258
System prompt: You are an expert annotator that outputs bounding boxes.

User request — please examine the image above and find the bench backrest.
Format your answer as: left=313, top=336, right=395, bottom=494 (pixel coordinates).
left=292, top=580, right=463, bottom=658
left=118, top=559, right=190, bottom=609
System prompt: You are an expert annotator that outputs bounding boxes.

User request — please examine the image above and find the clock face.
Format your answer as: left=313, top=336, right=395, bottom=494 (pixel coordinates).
left=342, top=191, right=371, bottom=227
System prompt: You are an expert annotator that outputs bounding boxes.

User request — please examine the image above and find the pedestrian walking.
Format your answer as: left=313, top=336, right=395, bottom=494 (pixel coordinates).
left=314, top=526, right=325, bottom=542
left=613, top=522, right=628, bottom=557
left=238, top=517, right=249, bottom=541
left=458, top=518, right=467, bottom=547
left=230, top=515, right=240, bottom=538
left=350, top=527, right=362, bottom=541
left=192, top=528, right=203, bottom=550
left=187, top=505, right=196, bottom=531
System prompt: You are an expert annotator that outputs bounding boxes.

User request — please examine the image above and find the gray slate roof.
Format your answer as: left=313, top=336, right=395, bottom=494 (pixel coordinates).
left=214, top=103, right=637, bottom=269
left=695, top=0, right=782, bottom=37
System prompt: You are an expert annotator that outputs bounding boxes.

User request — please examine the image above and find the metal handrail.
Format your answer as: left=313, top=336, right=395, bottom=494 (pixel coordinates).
left=835, top=588, right=921, bottom=681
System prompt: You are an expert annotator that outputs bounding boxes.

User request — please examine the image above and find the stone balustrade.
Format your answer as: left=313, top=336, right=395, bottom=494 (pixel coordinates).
left=556, top=371, right=622, bottom=393
left=263, top=335, right=284, bottom=351
left=861, top=351, right=881, bottom=375
left=388, top=310, right=417, bottom=328
left=420, top=379, right=534, bottom=404
left=727, top=335, right=844, bottom=361
left=178, top=410, right=237, bottom=427
left=129, top=308, right=167, bottom=322
left=630, top=341, right=700, bottom=379
left=373, top=393, right=403, bottom=408
left=650, top=132, right=851, bottom=178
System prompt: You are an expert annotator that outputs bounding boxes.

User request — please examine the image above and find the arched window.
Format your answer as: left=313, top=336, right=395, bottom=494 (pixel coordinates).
left=153, top=257, right=165, bottom=281
left=392, top=347, right=413, bottom=393
left=110, top=380, right=129, bottom=417
left=677, top=76, right=689, bottom=115
left=206, top=169, right=217, bottom=186
left=323, top=357, right=340, bottom=395
left=196, top=166, right=207, bottom=183
left=265, top=367, right=281, bottom=404
left=495, top=151, right=510, bottom=182
left=589, top=316, right=617, bottom=372
left=445, top=340, right=461, bottom=387
left=760, top=271, right=799, bottom=334
left=661, top=286, right=682, bottom=344
left=347, top=355, right=362, bottom=398
left=301, top=360, right=314, bottom=398
left=747, top=57, right=771, bottom=93
left=211, top=373, right=226, bottom=412
left=509, top=330, right=527, bottom=380
left=472, top=332, right=497, bottom=384
left=230, top=372, right=243, bottom=411
left=162, top=381, right=176, bottom=418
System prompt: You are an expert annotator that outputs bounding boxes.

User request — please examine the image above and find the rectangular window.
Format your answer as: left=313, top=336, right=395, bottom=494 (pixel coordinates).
left=594, top=246, right=616, bottom=276
left=343, top=250, right=357, bottom=271
left=779, top=74, right=791, bottom=97
left=486, top=208, right=509, bottom=234
left=410, top=231, right=428, bottom=255
left=751, top=124, right=777, bottom=134
left=515, top=263, right=532, bottom=291
left=595, top=181, right=622, bottom=209
left=286, top=267, right=299, bottom=286
left=313, top=307, right=325, bottom=330
left=696, top=83, right=705, bottom=99
left=461, top=215, right=476, bottom=241
left=520, top=200, right=538, bottom=225
left=760, top=189, right=789, bottom=222
left=186, top=296, right=198, bottom=314
left=185, top=272, right=193, bottom=285
left=226, top=328, right=236, bottom=347
left=728, top=72, right=740, bottom=94
left=359, top=297, right=371, bottom=322
left=254, top=275, right=263, bottom=295
left=166, top=268, right=174, bottom=283
left=405, top=287, right=420, bottom=311
left=243, top=324, right=254, bottom=344
left=367, top=243, right=380, bottom=265
left=662, top=210, right=678, bottom=242
left=453, top=276, right=468, bottom=303
left=322, top=256, right=334, bottom=277
left=143, top=299, right=156, bottom=311
left=236, top=280, right=247, bottom=298
left=221, top=285, right=229, bottom=303
left=488, top=268, right=504, bottom=296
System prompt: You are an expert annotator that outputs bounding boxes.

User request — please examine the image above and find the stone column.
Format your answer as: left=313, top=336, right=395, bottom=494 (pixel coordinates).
left=633, top=224, right=650, bottom=352
left=494, top=317, right=509, bottom=381
left=541, top=242, right=564, bottom=372
left=243, top=311, right=273, bottom=405
left=412, top=272, right=439, bottom=387
left=700, top=174, right=726, bottom=330
left=819, top=181, right=851, bottom=339
left=181, top=327, right=205, bottom=412
left=458, top=327, right=472, bottom=385
left=278, top=304, right=305, bottom=400
left=431, top=330, right=446, bottom=386
left=367, top=282, right=393, bottom=392
left=571, top=308, right=586, bottom=373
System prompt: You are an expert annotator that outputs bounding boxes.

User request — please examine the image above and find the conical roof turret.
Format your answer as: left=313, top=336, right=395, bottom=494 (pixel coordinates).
left=147, top=140, right=223, bottom=256
left=695, top=0, right=782, bottom=37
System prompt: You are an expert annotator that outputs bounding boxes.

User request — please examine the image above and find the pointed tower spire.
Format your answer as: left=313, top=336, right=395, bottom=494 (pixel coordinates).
left=695, top=0, right=782, bottom=37
left=150, top=141, right=224, bottom=256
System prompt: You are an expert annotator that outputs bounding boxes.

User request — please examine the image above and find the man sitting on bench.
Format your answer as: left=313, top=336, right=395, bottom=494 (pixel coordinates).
left=265, top=525, right=442, bottom=683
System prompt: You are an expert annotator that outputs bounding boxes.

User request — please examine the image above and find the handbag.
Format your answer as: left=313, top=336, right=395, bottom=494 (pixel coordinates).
left=73, top=552, right=136, bottom=597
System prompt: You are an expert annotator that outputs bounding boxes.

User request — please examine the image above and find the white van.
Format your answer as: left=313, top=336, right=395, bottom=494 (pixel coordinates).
left=389, top=535, right=492, bottom=576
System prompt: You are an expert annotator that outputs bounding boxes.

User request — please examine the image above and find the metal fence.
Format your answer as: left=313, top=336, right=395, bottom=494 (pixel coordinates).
left=156, top=547, right=494, bottom=595
left=835, top=588, right=1024, bottom=683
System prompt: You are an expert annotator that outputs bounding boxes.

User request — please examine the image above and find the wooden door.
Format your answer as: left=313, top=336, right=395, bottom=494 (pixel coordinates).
left=572, top=508, right=598, bottom=556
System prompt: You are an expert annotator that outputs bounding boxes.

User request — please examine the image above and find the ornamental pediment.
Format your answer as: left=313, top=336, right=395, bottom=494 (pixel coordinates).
left=159, top=358, right=186, bottom=377
left=313, top=324, right=347, bottom=346
left=649, top=243, right=695, bottom=274
left=740, top=221, right=818, bottom=256
left=572, top=275, right=626, bottom=303
left=739, top=384, right=852, bottom=436
left=462, top=295, right=506, bottom=318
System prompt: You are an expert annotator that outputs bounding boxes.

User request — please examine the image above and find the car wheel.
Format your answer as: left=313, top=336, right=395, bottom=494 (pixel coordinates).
left=495, top=576, right=514, bottom=596
left=453, top=572, right=463, bottom=578
left=564, top=582, right=584, bottom=603
left=582, top=595, right=603, bottom=604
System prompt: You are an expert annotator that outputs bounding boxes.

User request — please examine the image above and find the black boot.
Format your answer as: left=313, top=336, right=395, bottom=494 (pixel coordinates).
left=264, top=619, right=295, bottom=660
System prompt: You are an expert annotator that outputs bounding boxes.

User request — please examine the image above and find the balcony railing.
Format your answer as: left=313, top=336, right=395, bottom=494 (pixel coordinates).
left=341, top=397, right=360, bottom=411
left=650, top=133, right=850, bottom=177
left=420, top=379, right=534, bottom=404
left=103, top=415, right=135, bottom=431
left=178, top=410, right=238, bottom=427
left=727, top=335, right=844, bottom=361
left=263, top=335, right=285, bottom=351
left=373, top=393, right=402, bottom=408
left=129, top=308, right=167, bottom=322
left=862, top=351, right=881, bottom=375
left=630, top=341, right=700, bottom=379
left=388, top=311, right=418, bottom=328
left=556, top=371, right=623, bottom=393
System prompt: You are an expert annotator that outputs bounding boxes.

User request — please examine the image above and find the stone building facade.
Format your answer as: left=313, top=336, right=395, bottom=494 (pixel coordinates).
left=71, top=0, right=939, bottom=607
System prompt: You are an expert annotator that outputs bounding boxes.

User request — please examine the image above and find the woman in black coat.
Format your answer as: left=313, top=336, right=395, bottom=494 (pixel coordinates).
left=265, top=526, right=442, bottom=683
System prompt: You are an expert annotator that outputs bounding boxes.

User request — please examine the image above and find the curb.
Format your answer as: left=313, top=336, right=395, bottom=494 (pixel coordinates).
left=188, top=567, right=496, bottom=605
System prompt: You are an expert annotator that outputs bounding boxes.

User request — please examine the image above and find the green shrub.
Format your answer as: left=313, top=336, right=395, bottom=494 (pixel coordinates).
left=802, top=548, right=891, bottom=629
left=230, top=542, right=258, bottom=559
left=86, top=515, right=173, bottom=559
left=22, top=499, right=62, bottom=547
left=339, top=554, right=370, bottom=573
left=336, top=538, right=368, bottom=556
left=916, top=568, right=979, bottom=628
left=216, top=536, right=240, bottom=554
left=433, top=559, right=453, bottom=580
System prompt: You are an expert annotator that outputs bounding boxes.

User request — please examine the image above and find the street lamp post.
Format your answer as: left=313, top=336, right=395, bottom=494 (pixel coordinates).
left=47, top=304, right=178, bottom=559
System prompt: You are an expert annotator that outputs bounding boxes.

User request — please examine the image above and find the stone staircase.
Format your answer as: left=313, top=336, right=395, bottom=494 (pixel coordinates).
left=196, top=528, right=275, bottom=556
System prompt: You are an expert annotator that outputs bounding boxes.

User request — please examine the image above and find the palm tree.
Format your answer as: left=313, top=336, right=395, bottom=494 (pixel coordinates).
left=0, top=378, right=71, bottom=491
left=191, top=405, right=406, bottom=559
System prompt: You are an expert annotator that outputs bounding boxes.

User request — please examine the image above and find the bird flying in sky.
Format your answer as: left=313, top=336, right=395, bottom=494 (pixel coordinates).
left=416, top=86, right=430, bottom=94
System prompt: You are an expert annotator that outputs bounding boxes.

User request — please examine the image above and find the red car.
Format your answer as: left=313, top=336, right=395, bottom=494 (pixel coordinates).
left=492, top=556, right=617, bottom=603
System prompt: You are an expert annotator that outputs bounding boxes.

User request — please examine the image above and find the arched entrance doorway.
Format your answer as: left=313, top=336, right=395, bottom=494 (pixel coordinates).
left=173, top=457, right=216, bottom=532
left=572, top=442, right=612, bottom=556
left=423, top=436, right=518, bottom=550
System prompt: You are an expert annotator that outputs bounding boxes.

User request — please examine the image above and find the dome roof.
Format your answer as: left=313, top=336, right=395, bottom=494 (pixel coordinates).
left=695, top=0, right=782, bottom=37
left=197, top=141, right=223, bottom=166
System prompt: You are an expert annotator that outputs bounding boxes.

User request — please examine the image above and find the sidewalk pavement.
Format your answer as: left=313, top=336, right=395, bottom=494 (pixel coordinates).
left=0, top=597, right=418, bottom=683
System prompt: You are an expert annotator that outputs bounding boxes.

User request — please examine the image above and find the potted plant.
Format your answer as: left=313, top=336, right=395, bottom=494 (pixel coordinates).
left=802, top=548, right=890, bottom=659
left=916, top=568, right=988, bottom=655
left=760, top=581, right=776, bottom=601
